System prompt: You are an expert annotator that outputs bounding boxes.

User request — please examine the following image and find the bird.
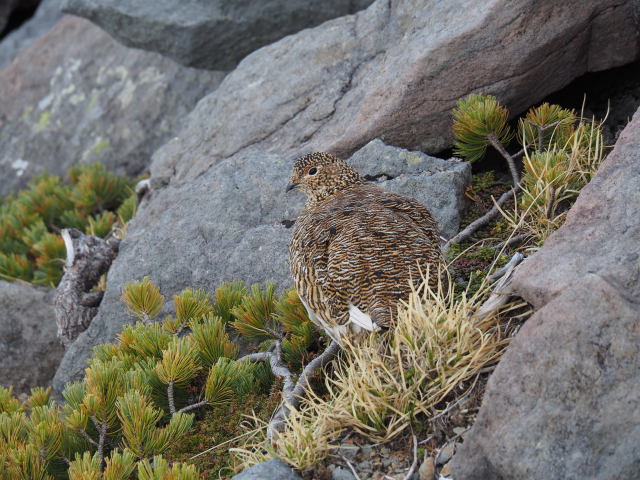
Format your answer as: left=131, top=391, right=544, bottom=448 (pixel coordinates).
left=287, top=152, right=444, bottom=346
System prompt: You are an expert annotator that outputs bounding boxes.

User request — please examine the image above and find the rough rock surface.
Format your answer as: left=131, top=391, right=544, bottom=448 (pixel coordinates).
left=0, top=281, right=64, bottom=395
left=52, top=140, right=470, bottom=391
left=62, top=0, right=374, bottom=70
left=230, top=459, right=301, bottom=480
left=0, top=0, right=62, bottom=69
left=150, top=0, right=640, bottom=189
left=451, top=107, right=640, bottom=478
left=0, top=0, right=40, bottom=37
left=349, top=139, right=470, bottom=238
left=0, top=15, right=225, bottom=196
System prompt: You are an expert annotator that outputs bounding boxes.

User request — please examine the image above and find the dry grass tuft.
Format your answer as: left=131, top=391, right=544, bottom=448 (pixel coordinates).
left=234, top=268, right=526, bottom=470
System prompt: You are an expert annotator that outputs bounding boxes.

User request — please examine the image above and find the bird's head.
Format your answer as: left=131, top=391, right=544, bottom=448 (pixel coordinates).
left=286, top=152, right=363, bottom=204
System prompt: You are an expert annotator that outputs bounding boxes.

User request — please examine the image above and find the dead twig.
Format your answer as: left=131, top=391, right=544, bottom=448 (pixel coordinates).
left=401, top=435, right=419, bottom=480
left=473, top=252, right=524, bottom=322
left=444, top=189, right=516, bottom=249
left=341, top=456, right=363, bottom=480
left=488, top=134, right=520, bottom=187
left=55, top=229, right=120, bottom=347
left=240, top=340, right=340, bottom=441
left=269, top=340, right=340, bottom=439
left=491, top=233, right=529, bottom=251
left=487, top=252, right=524, bottom=282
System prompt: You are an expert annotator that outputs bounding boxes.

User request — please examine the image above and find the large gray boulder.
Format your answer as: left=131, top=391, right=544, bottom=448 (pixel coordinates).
left=52, top=140, right=470, bottom=391
left=0, top=0, right=62, bottom=69
left=150, top=0, right=640, bottom=189
left=0, top=15, right=225, bottom=196
left=0, top=281, right=64, bottom=395
left=62, top=0, right=374, bottom=70
left=450, top=106, right=640, bottom=478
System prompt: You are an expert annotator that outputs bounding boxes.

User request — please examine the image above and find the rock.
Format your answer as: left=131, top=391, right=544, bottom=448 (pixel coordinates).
left=450, top=107, right=640, bottom=479
left=349, top=139, right=470, bottom=239
left=419, top=456, right=435, bottom=480
left=52, top=140, right=469, bottom=390
left=62, top=0, right=374, bottom=70
left=331, top=467, right=356, bottom=480
left=0, top=15, right=225, bottom=196
left=150, top=0, right=640, bottom=188
left=0, top=0, right=62, bottom=69
left=0, top=281, right=64, bottom=395
left=436, top=443, right=456, bottom=466
left=230, top=458, right=301, bottom=480
left=0, top=0, right=40, bottom=37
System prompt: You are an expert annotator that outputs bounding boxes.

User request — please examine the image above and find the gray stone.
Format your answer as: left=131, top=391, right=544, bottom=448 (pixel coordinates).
left=230, top=458, right=301, bottom=480
left=331, top=466, right=356, bottom=480
left=52, top=140, right=469, bottom=390
left=436, top=442, right=455, bottom=466
left=0, top=15, right=225, bottom=196
left=62, top=0, right=374, bottom=70
left=150, top=0, right=640, bottom=189
left=0, top=0, right=62, bottom=69
left=450, top=107, right=640, bottom=479
left=0, top=281, right=64, bottom=395
left=0, top=0, right=40, bottom=37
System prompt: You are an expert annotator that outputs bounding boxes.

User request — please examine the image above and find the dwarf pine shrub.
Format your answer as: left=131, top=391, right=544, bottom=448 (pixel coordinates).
left=0, top=278, right=320, bottom=478
left=452, top=95, right=605, bottom=244
left=0, top=163, right=137, bottom=286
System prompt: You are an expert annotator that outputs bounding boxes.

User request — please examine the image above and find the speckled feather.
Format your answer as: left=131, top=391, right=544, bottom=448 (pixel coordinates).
left=288, top=153, right=444, bottom=344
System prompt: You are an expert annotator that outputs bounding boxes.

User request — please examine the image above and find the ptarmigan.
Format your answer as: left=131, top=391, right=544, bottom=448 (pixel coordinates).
left=287, top=152, right=444, bottom=345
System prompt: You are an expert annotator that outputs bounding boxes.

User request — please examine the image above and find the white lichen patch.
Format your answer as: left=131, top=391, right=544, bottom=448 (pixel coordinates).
left=69, top=92, right=86, bottom=106
left=118, top=79, right=137, bottom=108
left=38, top=93, right=54, bottom=111
left=34, top=111, right=51, bottom=132
left=82, top=136, right=111, bottom=160
left=11, top=159, right=28, bottom=177
left=401, top=152, right=426, bottom=166
left=139, top=67, right=165, bottom=85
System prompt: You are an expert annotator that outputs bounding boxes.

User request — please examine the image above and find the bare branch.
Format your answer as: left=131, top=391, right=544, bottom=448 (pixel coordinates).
left=269, top=340, right=340, bottom=439
left=487, top=252, right=524, bottom=282
left=342, top=456, right=363, bottom=480
left=487, top=133, right=521, bottom=188
left=545, top=186, right=556, bottom=220
left=239, top=340, right=340, bottom=441
left=444, top=189, right=516, bottom=249
left=178, top=400, right=209, bottom=414
left=401, top=435, right=419, bottom=480
left=491, top=233, right=529, bottom=251
left=167, top=380, right=176, bottom=416
left=55, top=229, right=120, bottom=346
left=91, top=416, right=107, bottom=467
left=135, top=178, right=151, bottom=203
left=474, top=252, right=524, bottom=322
left=78, top=428, right=99, bottom=448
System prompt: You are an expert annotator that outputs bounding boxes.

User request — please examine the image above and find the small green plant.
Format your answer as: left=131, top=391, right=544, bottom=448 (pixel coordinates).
left=451, top=94, right=606, bottom=246
left=1, top=278, right=319, bottom=478
left=0, top=163, right=137, bottom=286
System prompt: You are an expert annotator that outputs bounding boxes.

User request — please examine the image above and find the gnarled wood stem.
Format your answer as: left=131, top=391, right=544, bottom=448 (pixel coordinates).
left=54, top=229, right=120, bottom=346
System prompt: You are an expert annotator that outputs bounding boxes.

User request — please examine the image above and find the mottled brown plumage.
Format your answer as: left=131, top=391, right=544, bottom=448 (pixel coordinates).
left=287, top=152, right=444, bottom=345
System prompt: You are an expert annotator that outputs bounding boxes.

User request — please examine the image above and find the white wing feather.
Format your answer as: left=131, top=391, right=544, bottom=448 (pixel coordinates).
left=348, top=303, right=376, bottom=331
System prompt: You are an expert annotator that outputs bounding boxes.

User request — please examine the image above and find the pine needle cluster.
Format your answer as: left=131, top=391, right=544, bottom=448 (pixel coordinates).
left=452, top=94, right=606, bottom=244
left=1, top=278, right=319, bottom=478
left=0, top=163, right=137, bottom=286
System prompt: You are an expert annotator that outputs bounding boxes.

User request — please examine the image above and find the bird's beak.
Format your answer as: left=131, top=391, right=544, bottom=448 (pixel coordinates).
left=286, top=182, right=300, bottom=192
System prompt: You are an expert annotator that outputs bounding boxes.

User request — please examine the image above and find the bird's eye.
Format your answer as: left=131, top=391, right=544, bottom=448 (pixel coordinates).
left=308, top=167, right=318, bottom=176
